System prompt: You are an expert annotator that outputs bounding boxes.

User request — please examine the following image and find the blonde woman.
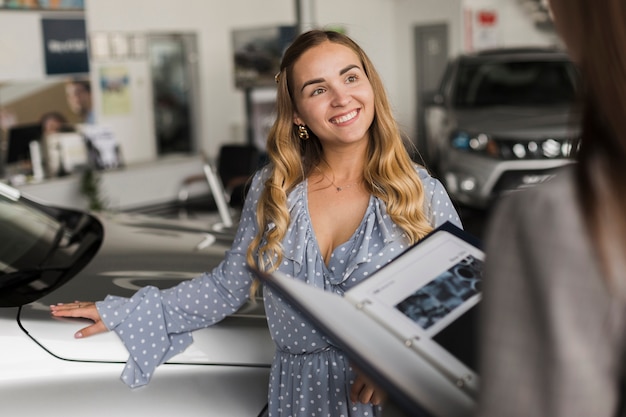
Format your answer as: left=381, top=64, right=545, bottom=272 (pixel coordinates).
left=478, top=1, right=626, bottom=416
left=52, top=30, right=461, bottom=416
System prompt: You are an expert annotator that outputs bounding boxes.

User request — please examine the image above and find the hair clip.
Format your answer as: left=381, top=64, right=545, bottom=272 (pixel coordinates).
left=274, top=72, right=280, bottom=84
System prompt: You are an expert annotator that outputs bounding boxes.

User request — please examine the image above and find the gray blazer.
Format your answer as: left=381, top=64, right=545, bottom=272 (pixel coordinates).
left=477, top=166, right=626, bottom=417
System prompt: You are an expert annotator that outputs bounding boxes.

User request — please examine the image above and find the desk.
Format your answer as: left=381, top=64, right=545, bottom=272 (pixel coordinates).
left=14, top=155, right=209, bottom=211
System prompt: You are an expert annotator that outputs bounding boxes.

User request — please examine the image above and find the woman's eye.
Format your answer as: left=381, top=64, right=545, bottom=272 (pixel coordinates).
left=312, top=87, right=325, bottom=96
left=346, top=75, right=358, bottom=83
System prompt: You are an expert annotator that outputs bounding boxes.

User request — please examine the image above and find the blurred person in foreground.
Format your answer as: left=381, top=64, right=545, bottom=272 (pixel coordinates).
left=51, top=29, right=461, bottom=416
left=478, top=1, right=626, bottom=416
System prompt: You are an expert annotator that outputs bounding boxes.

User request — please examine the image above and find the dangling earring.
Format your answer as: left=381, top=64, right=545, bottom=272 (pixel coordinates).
left=297, top=125, right=310, bottom=140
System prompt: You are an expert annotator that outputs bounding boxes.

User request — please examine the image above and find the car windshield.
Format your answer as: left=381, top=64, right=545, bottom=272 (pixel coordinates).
left=454, top=60, right=578, bottom=107
left=0, top=187, right=63, bottom=274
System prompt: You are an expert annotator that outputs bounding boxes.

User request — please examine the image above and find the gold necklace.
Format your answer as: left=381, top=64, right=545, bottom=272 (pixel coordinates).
left=317, top=167, right=362, bottom=192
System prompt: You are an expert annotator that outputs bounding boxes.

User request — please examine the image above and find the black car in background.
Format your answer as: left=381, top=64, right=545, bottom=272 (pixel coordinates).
left=422, top=47, right=580, bottom=209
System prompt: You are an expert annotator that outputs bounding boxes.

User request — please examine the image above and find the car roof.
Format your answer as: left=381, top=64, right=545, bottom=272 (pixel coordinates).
left=456, top=47, right=571, bottom=62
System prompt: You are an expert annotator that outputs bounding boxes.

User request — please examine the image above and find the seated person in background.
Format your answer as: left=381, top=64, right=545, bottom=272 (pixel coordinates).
left=40, top=111, right=69, bottom=138
left=39, top=111, right=73, bottom=177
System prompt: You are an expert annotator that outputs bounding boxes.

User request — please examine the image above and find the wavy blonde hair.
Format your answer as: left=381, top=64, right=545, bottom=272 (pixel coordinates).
left=247, top=30, right=433, bottom=294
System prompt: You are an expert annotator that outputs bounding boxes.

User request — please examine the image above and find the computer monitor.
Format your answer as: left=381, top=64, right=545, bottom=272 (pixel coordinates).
left=5, top=123, right=42, bottom=165
left=3, top=123, right=76, bottom=179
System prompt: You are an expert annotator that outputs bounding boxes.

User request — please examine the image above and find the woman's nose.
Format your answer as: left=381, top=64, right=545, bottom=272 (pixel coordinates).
left=330, top=87, right=351, bottom=107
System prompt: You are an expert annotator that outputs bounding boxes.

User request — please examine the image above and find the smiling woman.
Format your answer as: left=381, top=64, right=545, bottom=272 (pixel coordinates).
left=248, top=29, right=462, bottom=416
left=51, top=29, right=461, bottom=417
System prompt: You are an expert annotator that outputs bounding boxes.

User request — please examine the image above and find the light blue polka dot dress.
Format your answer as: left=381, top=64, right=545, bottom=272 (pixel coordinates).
left=96, top=164, right=461, bottom=416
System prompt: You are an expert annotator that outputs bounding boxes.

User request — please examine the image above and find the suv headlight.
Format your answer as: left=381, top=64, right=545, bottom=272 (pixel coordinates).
left=450, top=131, right=500, bottom=157
left=450, top=130, right=579, bottom=160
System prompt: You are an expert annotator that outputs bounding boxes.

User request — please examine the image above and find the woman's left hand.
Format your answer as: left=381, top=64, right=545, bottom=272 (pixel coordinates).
left=350, top=369, right=387, bottom=405
left=50, top=301, right=107, bottom=338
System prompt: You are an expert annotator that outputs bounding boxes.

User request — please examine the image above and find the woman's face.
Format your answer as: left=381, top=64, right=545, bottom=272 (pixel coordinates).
left=290, top=41, right=375, bottom=150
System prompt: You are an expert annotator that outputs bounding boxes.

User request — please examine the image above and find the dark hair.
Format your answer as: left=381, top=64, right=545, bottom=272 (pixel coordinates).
left=68, top=79, right=91, bottom=93
left=572, top=0, right=626, bottom=283
left=39, top=111, right=68, bottom=125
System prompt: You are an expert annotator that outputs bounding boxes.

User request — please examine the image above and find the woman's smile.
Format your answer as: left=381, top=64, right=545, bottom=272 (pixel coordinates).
left=330, top=109, right=359, bottom=125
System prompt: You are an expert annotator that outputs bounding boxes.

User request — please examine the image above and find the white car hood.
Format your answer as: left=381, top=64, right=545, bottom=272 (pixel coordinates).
left=15, top=212, right=273, bottom=366
left=19, top=301, right=273, bottom=365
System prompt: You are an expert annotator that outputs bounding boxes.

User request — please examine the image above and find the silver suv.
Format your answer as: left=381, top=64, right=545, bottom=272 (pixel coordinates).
left=423, top=47, right=580, bottom=209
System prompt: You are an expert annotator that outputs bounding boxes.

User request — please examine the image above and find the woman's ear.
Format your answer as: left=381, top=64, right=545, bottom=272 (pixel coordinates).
left=293, top=112, right=303, bottom=126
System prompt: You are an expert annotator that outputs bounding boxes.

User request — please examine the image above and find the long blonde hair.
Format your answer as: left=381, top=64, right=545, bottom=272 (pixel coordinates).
left=564, top=0, right=626, bottom=288
left=247, top=30, right=433, bottom=292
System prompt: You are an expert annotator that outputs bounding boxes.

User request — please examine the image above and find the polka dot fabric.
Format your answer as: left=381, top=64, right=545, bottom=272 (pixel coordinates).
left=96, top=165, right=461, bottom=416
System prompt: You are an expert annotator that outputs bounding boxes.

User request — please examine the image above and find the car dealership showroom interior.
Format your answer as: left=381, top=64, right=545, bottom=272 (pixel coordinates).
left=0, top=1, right=581, bottom=416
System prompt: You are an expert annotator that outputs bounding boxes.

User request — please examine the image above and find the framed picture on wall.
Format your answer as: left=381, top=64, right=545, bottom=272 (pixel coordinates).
left=232, top=25, right=296, bottom=89
left=41, top=18, right=89, bottom=75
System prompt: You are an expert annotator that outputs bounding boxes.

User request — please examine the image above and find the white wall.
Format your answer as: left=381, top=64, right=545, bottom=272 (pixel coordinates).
left=0, top=12, right=47, bottom=81
left=495, top=1, right=561, bottom=48
left=392, top=0, right=465, bottom=140
left=85, top=0, right=296, bottom=164
left=463, top=0, right=560, bottom=50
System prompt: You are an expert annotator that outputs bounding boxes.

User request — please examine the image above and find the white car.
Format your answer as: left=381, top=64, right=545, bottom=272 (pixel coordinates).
left=0, top=181, right=274, bottom=416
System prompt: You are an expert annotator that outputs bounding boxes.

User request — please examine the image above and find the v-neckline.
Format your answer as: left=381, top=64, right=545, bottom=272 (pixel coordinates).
left=303, top=178, right=372, bottom=269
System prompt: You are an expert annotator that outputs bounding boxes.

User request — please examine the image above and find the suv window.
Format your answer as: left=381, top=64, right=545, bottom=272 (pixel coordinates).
left=453, top=60, right=578, bottom=107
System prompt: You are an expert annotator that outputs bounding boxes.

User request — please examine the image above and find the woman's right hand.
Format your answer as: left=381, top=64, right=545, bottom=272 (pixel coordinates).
left=50, top=301, right=108, bottom=338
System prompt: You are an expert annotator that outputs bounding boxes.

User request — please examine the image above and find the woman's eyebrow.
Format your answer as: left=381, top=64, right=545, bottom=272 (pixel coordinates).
left=300, top=64, right=362, bottom=92
left=339, top=64, right=360, bottom=75
left=301, top=77, right=324, bottom=92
